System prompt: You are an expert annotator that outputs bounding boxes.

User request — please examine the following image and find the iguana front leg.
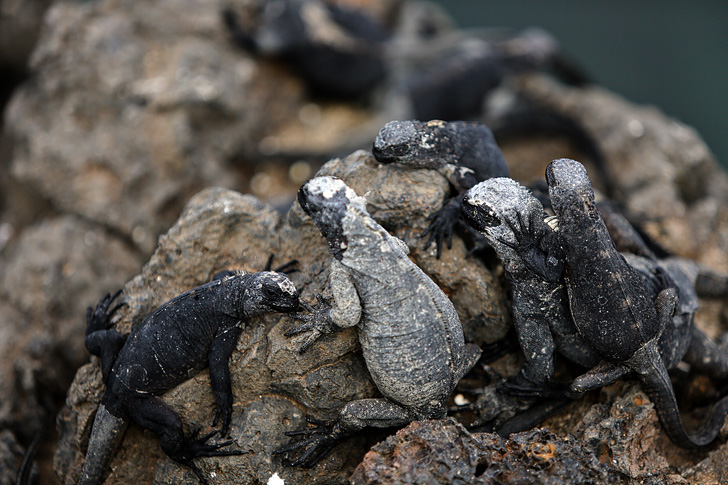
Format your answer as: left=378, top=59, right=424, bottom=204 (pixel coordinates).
left=209, top=324, right=243, bottom=435
left=421, top=165, right=480, bottom=258
left=124, top=395, right=245, bottom=485
left=285, top=260, right=361, bottom=353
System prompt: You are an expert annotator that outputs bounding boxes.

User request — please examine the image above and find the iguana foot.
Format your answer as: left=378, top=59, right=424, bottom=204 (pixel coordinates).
left=85, top=290, right=125, bottom=336
left=274, top=417, right=342, bottom=468
left=498, top=376, right=569, bottom=399
left=285, top=295, right=338, bottom=353
left=421, top=198, right=461, bottom=258
left=169, top=429, right=247, bottom=484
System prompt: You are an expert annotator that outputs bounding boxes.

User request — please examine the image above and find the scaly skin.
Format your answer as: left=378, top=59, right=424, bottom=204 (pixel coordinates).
left=80, top=271, right=299, bottom=484
left=461, top=177, right=599, bottom=388
left=277, top=176, right=481, bottom=467
left=547, top=158, right=728, bottom=449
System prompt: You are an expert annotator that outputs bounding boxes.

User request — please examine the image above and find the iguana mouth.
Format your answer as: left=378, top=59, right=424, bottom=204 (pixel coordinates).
left=271, top=301, right=299, bottom=312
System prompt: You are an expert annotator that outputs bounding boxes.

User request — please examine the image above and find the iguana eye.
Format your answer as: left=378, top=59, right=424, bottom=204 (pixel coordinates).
left=373, top=141, right=409, bottom=162
left=462, top=201, right=500, bottom=231
left=479, top=208, right=501, bottom=227
left=262, top=284, right=280, bottom=299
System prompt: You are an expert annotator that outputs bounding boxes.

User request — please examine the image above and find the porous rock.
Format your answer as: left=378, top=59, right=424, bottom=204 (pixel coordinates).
left=350, top=418, right=623, bottom=484
left=572, top=383, right=672, bottom=479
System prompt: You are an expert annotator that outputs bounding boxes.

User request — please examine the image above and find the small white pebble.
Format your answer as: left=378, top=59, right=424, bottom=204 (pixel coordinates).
left=454, top=394, right=470, bottom=406
left=268, top=472, right=285, bottom=485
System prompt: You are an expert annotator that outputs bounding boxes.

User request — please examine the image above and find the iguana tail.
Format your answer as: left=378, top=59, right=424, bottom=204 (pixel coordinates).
left=79, top=404, right=128, bottom=485
left=635, top=344, right=728, bottom=448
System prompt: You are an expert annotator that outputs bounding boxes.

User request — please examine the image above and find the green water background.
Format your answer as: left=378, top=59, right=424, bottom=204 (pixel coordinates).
left=430, top=1, right=728, bottom=169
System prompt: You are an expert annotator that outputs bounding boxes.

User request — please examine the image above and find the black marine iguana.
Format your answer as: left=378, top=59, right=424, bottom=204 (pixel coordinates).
left=460, top=177, right=600, bottom=389
left=222, top=0, right=388, bottom=98
left=80, top=269, right=300, bottom=484
left=459, top=175, right=728, bottom=434
left=275, top=176, right=481, bottom=467
left=372, top=119, right=509, bottom=257
left=545, top=158, right=728, bottom=448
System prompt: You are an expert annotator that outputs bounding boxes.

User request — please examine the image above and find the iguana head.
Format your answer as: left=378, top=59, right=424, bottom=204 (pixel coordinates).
left=372, top=119, right=448, bottom=168
left=545, top=158, right=599, bottom=225
left=298, top=176, right=367, bottom=260
left=243, top=271, right=299, bottom=318
left=462, top=177, right=543, bottom=248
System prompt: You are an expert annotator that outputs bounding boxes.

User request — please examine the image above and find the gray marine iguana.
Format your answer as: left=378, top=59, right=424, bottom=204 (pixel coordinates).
left=544, top=158, right=728, bottom=448
left=275, top=176, right=481, bottom=467
left=372, top=119, right=509, bottom=258
left=80, top=269, right=300, bottom=484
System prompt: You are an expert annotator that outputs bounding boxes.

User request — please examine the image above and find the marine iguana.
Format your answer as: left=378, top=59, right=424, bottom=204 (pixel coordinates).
left=460, top=177, right=599, bottom=390
left=222, top=0, right=388, bottom=98
left=372, top=119, right=509, bottom=258
left=459, top=176, right=728, bottom=434
left=80, top=269, right=300, bottom=484
left=546, top=157, right=728, bottom=448
left=275, top=176, right=481, bottom=467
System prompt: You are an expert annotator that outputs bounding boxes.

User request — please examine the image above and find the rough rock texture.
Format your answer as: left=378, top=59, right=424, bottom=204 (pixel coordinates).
left=0, top=216, right=141, bottom=483
left=351, top=418, right=623, bottom=484
left=4, top=0, right=269, bottom=253
left=1, top=0, right=728, bottom=483
left=54, top=153, right=509, bottom=484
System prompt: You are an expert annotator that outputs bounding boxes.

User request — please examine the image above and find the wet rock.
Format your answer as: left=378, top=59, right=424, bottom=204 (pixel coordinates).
left=350, top=418, right=623, bottom=484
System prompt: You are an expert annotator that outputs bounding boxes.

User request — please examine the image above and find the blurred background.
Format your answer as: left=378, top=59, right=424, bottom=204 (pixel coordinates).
left=431, top=0, right=728, bottom=168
